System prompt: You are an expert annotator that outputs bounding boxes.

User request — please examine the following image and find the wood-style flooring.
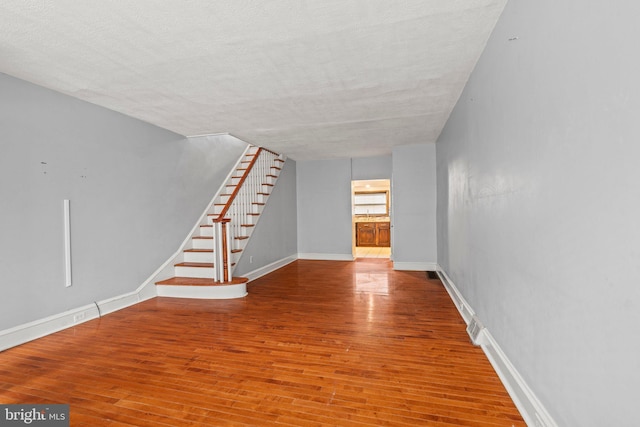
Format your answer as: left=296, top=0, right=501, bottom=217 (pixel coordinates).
left=0, top=259, right=524, bottom=426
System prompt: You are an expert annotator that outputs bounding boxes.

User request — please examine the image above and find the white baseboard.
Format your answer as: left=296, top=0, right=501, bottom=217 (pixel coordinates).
left=0, top=280, right=156, bottom=352
left=392, top=261, right=437, bottom=271
left=244, top=255, right=297, bottom=282
left=0, top=303, right=100, bottom=352
left=481, top=329, right=558, bottom=427
left=96, top=290, right=147, bottom=316
left=297, top=253, right=354, bottom=261
left=435, top=267, right=475, bottom=324
left=435, top=264, right=557, bottom=427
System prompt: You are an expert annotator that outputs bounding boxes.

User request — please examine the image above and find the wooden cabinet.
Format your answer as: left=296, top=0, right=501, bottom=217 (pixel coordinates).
left=356, top=222, right=377, bottom=246
left=376, top=222, right=390, bottom=247
left=356, top=222, right=390, bottom=247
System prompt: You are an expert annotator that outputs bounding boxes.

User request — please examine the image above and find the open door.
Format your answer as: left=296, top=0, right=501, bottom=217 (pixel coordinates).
left=351, top=179, right=391, bottom=259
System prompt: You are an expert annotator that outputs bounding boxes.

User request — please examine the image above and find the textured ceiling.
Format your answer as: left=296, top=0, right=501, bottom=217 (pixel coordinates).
left=0, top=1, right=506, bottom=161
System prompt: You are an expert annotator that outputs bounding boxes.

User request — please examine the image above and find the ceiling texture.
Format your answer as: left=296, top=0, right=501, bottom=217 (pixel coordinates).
left=0, top=0, right=506, bottom=161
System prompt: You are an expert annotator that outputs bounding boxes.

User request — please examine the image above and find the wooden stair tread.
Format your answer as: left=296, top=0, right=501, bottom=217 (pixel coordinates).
left=184, top=249, right=212, bottom=253
left=231, top=249, right=242, bottom=253
left=175, top=262, right=213, bottom=268
left=235, top=236, right=249, bottom=240
left=192, top=236, right=213, bottom=240
left=241, top=224, right=255, bottom=227
left=156, top=277, right=248, bottom=286
left=275, top=158, right=285, bottom=162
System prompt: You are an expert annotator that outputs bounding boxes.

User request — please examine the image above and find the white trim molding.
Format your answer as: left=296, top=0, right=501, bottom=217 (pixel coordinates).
left=0, top=286, right=157, bottom=352
left=0, top=303, right=100, bottom=352
left=436, top=264, right=558, bottom=427
left=297, top=253, right=354, bottom=261
left=392, top=261, right=437, bottom=271
left=481, top=329, right=558, bottom=427
left=244, top=255, right=297, bottom=282
left=156, top=283, right=247, bottom=299
left=435, top=267, right=475, bottom=324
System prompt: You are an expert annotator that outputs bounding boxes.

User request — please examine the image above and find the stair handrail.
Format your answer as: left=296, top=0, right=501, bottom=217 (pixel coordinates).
left=211, top=146, right=267, bottom=283
left=213, top=147, right=263, bottom=221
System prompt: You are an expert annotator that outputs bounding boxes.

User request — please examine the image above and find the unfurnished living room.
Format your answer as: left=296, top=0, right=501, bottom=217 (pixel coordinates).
left=1, top=1, right=638, bottom=426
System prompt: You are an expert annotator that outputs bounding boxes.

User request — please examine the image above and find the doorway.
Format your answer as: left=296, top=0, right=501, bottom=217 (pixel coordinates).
left=351, top=179, right=391, bottom=259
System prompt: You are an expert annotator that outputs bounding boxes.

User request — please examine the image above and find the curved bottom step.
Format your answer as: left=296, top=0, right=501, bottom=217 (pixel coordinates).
left=155, top=277, right=248, bottom=299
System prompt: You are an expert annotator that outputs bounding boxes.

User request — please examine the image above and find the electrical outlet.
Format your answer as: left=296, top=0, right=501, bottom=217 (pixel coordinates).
left=73, top=312, right=85, bottom=323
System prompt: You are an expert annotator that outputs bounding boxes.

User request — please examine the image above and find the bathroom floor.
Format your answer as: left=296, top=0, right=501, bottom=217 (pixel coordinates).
left=354, top=246, right=391, bottom=259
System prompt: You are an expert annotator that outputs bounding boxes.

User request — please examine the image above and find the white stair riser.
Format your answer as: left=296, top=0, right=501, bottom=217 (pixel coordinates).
left=199, top=226, right=213, bottom=237
left=175, top=266, right=215, bottom=279
left=184, top=251, right=213, bottom=263
left=245, top=215, right=259, bottom=225
left=192, top=238, right=213, bottom=250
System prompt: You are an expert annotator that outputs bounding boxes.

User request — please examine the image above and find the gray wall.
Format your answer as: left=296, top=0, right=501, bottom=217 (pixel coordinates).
left=392, top=143, right=437, bottom=265
left=296, top=158, right=353, bottom=256
left=351, top=155, right=391, bottom=180
left=0, top=73, right=246, bottom=330
left=234, top=159, right=298, bottom=275
left=296, top=155, right=393, bottom=257
left=436, top=1, right=640, bottom=425
left=296, top=153, right=439, bottom=265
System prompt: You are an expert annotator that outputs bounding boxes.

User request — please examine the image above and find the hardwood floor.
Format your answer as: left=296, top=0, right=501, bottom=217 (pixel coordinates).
left=0, top=259, right=524, bottom=426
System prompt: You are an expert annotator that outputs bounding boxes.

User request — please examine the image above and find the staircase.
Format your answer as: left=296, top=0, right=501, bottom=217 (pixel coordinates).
left=155, top=145, right=285, bottom=298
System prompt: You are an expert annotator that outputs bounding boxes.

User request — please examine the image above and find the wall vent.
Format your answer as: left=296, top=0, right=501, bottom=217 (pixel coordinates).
left=466, top=315, right=484, bottom=345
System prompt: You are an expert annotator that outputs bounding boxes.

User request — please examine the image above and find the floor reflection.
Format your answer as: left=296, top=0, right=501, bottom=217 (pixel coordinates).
left=354, top=272, right=389, bottom=295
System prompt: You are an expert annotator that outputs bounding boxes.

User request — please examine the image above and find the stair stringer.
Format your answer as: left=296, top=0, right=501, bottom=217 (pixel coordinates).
left=142, top=144, right=253, bottom=293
